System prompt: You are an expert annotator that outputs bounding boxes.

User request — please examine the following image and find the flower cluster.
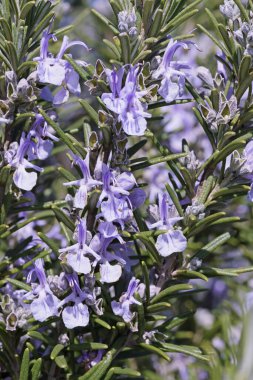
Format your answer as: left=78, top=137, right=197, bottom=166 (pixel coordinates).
left=4, top=113, right=58, bottom=190
left=35, top=28, right=89, bottom=105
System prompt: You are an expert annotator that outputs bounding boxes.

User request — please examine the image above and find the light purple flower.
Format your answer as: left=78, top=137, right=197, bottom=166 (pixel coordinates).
left=102, top=66, right=151, bottom=136
left=27, top=114, right=59, bottom=161
left=34, top=28, right=89, bottom=105
left=25, top=259, right=60, bottom=322
left=111, top=277, right=141, bottom=322
left=97, top=165, right=146, bottom=223
left=59, top=218, right=100, bottom=274
left=242, top=140, right=253, bottom=177
left=64, top=153, right=102, bottom=209
left=5, top=133, right=43, bottom=191
left=150, top=193, right=187, bottom=257
left=248, top=183, right=253, bottom=201
left=220, top=0, right=240, bottom=20
left=90, top=221, right=125, bottom=283
left=59, top=273, right=90, bottom=329
left=153, top=39, right=195, bottom=103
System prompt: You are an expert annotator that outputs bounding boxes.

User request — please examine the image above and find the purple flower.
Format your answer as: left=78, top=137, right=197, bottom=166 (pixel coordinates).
left=34, top=28, right=89, bottom=105
left=111, top=277, right=141, bottom=322
left=153, top=39, right=195, bottom=103
left=90, top=221, right=125, bottom=283
left=59, top=274, right=90, bottom=329
left=25, top=259, right=60, bottom=322
left=27, top=113, right=59, bottom=160
left=64, top=153, right=102, bottom=209
left=150, top=193, right=187, bottom=257
left=102, top=66, right=151, bottom=136
left=97, top=165, right=146, bottom=223
left=242, top=140, right=253, bottom=177
left=59, top=218, right=100, bottom=274
left=220, top=0, right=240, bottom=20
left=248, top=183, right=253, bottom=201
left=5, top=133, right=43, bottom=191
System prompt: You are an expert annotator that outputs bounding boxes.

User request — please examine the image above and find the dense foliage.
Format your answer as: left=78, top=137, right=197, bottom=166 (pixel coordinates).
left=1, top=0, right=253, bottom=379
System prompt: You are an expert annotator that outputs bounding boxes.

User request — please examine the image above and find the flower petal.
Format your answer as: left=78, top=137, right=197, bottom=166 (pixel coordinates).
left=156, top=229, right=187, bottom=257
left=62, top=303, right=89, bottom=329
left=13, top=166, right=37, bottom=191
left=100, top=261, right=122, bottom=283
left=67, top=251, right=91, bottom=274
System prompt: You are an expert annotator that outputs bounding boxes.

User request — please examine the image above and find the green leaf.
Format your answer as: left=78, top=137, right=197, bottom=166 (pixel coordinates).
left=31, top=11, right=55, bottom=41
left=161, top=7, right=199, bottom=34
left=186, top=212, right=226, bottom=238
left=109, top=0, right=122, bottom=15
left=69, top=342, right=108, bottom=351
left=51, top=205, right=75, bottom=232
left=210, top=216, right=241, bottom=226
left=136, top=295, right=145, bottom=337
left=20, top=1, right=35, bottom=19
left=117, top=347, right=150, bottom=359
left=197, top=24, right=230, bottom=58
left=173, top=269, right=208, bottom=282
left=165, top=183, right=184, bottom=217
left=211, top=132, right=253, bottom=166
left=91, top=8, right=119, bottom=34
left=143, top=0, right=154, bottom=33
left=19, top=348, right=30, bottom=380
left=6, top=278, right=31, bottom=292
left=78, top=347, right=116, bottom=380
left=132, top=49, right=152, bottom=65
left=31, top=358, right=42, bottom=380
left=147, top=98, right=193, bottom=109
left=79, top=99, right=99, bottom=124
left=130, top=152, right=187, bottom=171
left=200, top=267, right=238, bottom=277
left=127, top=140, right=147, bottom=158
left=159, top=312, right=195, bottom=331
left=58, top=167, right=76, bottom=181
left=103, top=38, right=121, bottom=59
left=191, top=232, right=231, bottom=261
left=5, top=41, right=18, bottom=69
left=104, top=367, right=141, bottom=380
left=18, top=61, right=37, bottom=76
left=37, top=232, right=59, bottom=255
left=50, top=344, right=65, bottom=360
left=65, top=133, right=87, bottom=158
left=150, top=284, right=193, bottom=305
left=55, top=355, right=68, bottom=369
left=141, top=260, right=150, bottom=303
left=218, top=24, right=236, bottom=57
left=0, top=17, right=12, bottom=40
left=119, top=32, right=131, bottom=63
left=138, top=343, right=171, bottom=362
left=236, top=71, right=253, bottom=101
left=210, top=185, right=250, bottom=200
left=92, top=317, right=112, bottom=330
left=238, top=55, right=251, bottom=83
left=204, top=8, right=223, bottom=40
left=149, top=9, right=163, bottom=36
left=158, top=342, right=209, bottom=362
left=147, top=302, right=171, bottom=313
